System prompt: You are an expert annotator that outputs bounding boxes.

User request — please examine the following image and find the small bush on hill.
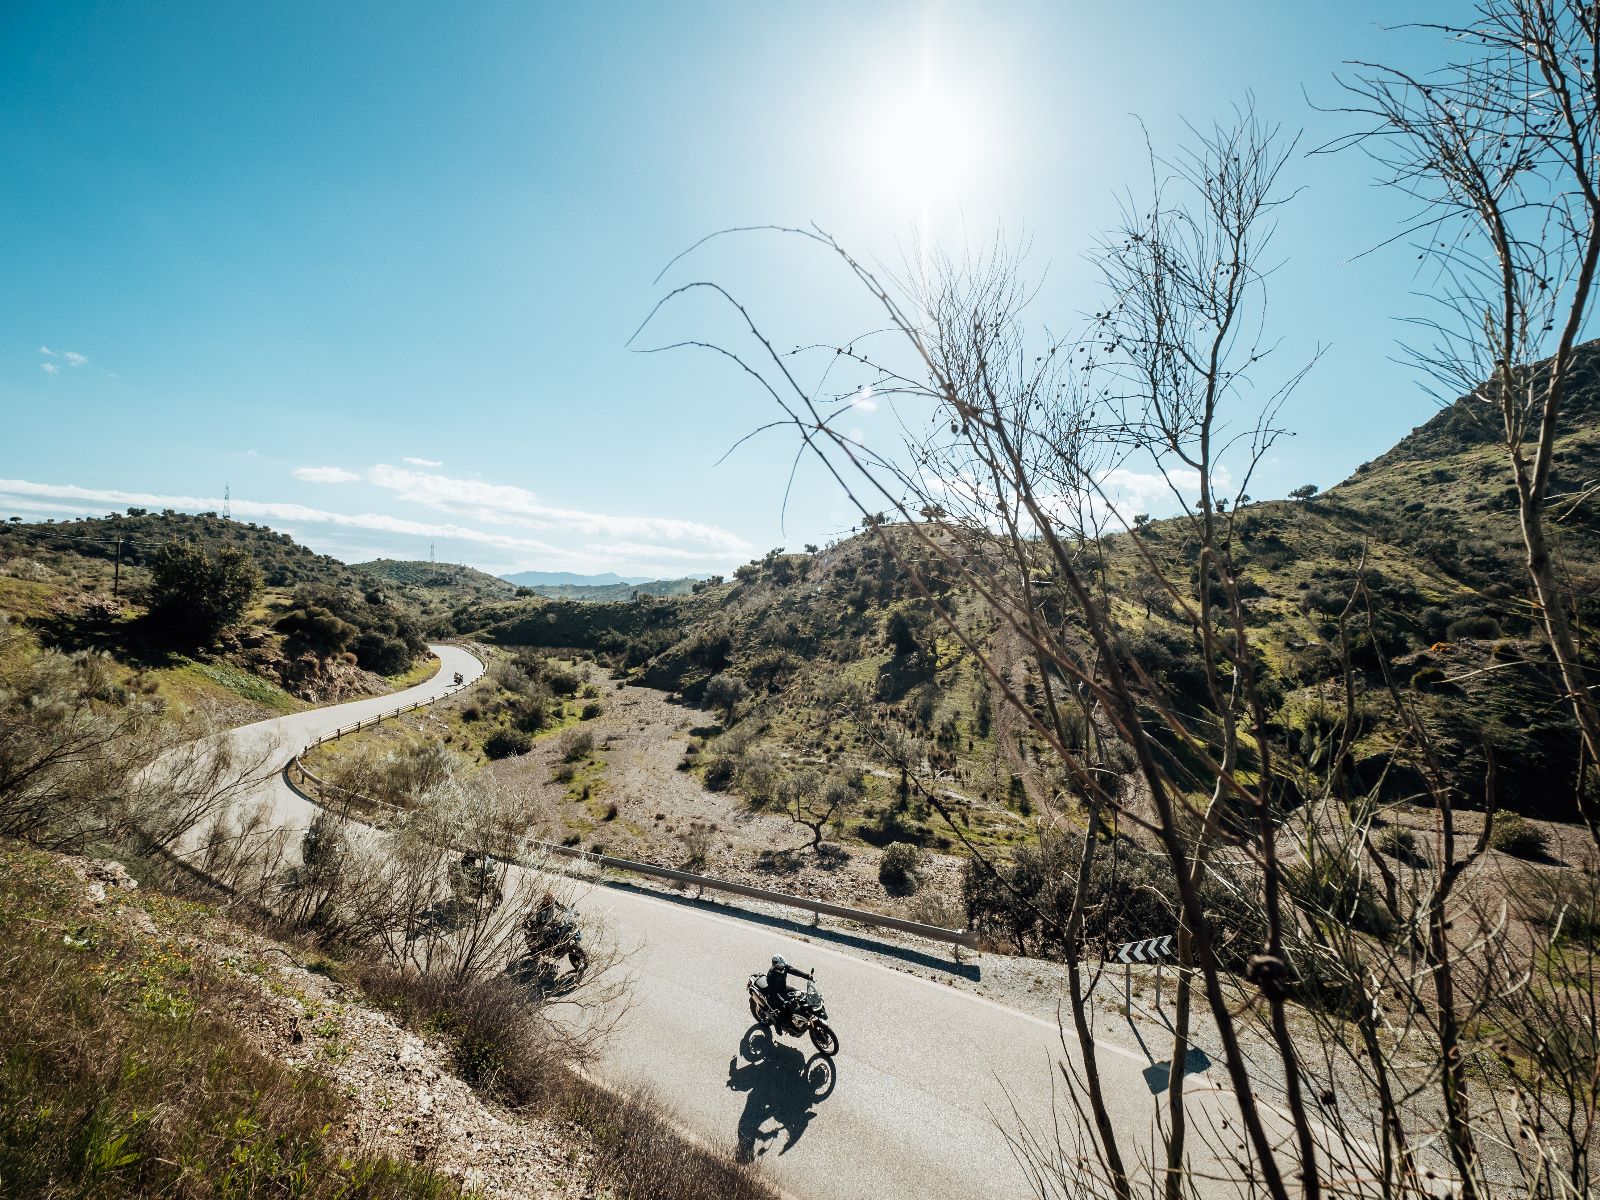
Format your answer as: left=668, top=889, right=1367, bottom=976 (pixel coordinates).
left=560, top=729, right=595, bottom=762
left=277, top=603, right=358, bottom=656
left=545, top=665, right=583, bottom=697
left=1378, top=826, right=1428, bottom=867
left=1492, top=815, right=1549, bottom=859
left=702, top=754, right=736, bottom=791
left=1447, top=614, right=1503, bottom=641
left=484, top=728, right=533, bottom=760
left=878, top=841, right=927, bottom=895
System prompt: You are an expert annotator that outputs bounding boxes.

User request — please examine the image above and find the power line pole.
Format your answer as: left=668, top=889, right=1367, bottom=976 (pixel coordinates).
left=112, top=535, right=124, bottom=598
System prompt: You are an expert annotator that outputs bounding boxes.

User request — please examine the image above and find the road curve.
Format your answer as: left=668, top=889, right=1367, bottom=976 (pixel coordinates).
left=211, top=644, right=1280, bottom=1200
left=221, top=642, right=486, bottom=832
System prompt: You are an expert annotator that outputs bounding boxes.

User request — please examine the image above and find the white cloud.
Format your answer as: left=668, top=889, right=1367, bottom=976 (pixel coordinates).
left=63, top=351, right=87, bottom=367
left=38, top=345, right=56, bottom=356
left=366, top=463, right=752, bottom=556
left=402, top=456, right=443, bottom=467
left=293, top=466, right=360, bottom=484
left=0, top=475, right=754, bottom=575
left=852, top=386, right=878, bottom=413
left=0, top=477, right=568, bottom=556
left=39, top=362, right=59, bottom=376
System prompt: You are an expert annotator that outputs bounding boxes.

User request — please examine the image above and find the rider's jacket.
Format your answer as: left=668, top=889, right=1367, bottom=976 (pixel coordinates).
left=766, top=963, right=812, bottom=1000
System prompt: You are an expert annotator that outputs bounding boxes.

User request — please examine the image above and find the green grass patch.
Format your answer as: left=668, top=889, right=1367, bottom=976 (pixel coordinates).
left=385, top=652, right=442, bottom=691
left=0, top=843, right=465, bottom=1199
left=162, top=656, right=303, bottom=714
left=0, top=575, right=59, bottom=620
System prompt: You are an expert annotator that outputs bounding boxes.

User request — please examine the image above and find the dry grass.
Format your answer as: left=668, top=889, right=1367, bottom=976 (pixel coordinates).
left=355, top=963, right=778, bottom=1200
left=0, top=843, right=463, bottom=1199
left=558, top=1078, right=776, bottom=1200
left=355, top=964, right=570, bottom=1108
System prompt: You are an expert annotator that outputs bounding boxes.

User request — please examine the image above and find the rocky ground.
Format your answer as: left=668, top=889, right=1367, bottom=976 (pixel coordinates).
left=473, top=664, right=966, bottom=923
left=63, top=854, right=592, bottom=1200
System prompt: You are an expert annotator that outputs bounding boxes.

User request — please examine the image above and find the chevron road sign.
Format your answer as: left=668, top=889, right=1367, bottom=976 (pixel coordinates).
left=1111, top=934, right=1175, bottom=964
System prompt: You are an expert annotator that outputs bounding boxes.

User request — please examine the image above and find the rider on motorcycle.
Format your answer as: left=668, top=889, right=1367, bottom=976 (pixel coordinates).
left=450, top=853, right=499, bottom=909
left=522, top=890, right=569, bottom=957
left=764, top=954, right=814, bottom=1022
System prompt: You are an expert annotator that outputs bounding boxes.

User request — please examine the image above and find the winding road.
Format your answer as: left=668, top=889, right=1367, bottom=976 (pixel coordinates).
left=215, top=644, right=1323, bottom=1200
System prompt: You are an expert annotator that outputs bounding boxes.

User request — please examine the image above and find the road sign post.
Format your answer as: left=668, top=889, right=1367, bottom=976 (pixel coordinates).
left=1107, top=935, right=1176, bottom=1016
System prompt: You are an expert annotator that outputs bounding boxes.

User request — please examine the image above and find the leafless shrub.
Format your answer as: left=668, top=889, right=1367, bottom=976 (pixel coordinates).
left=0, top=622, right=268, bottom=857
left=321, top=739, right=453, bottom=810
left=558, top=1079, right=777, bottom=1200
left=1332, top=0, right=1600, bottom=847
left=641, top=76, right=1600, bottom=1196
left=559, top=728, right=595, bottom=762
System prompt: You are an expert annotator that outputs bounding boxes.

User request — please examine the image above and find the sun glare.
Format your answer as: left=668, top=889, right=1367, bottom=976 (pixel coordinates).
left=877, top=90, right=977, bottom=209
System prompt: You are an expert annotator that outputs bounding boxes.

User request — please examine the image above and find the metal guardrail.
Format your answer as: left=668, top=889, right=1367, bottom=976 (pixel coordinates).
left=299, top=679, right=474, bottom=754
left=286, top=663, right=981, bottom=951
left=289, top=757, right=979, bottom=950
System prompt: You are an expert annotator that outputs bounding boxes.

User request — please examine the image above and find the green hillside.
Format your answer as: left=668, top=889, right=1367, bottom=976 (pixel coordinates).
left=0, top=509, right=366, bottom=593
left=353, top=558, right=519, bottom=624
left=0, top=511, right=432, bottom=715
left=438, top=355, right=1600, bottom=844
left=516, top=576, right=704, bottom=602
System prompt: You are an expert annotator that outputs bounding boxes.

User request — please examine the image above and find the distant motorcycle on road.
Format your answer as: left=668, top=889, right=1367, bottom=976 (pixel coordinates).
left=511, top=893, right=588, bottom=988
left=747, top=970, right=839, bottom=1057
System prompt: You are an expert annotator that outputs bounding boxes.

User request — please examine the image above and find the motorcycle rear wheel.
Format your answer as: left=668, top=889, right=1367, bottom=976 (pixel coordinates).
left=809, top=1020, right=839, bottom=1057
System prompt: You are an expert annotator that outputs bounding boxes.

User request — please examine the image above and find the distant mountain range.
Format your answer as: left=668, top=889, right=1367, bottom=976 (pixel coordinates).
left=501, top=570, right=656, bottom=587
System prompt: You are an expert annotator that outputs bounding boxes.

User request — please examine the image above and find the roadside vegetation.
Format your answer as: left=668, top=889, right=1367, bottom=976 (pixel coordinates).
left=0, top=846, right=465, bottom=1199
left=0, top=608, right=775, bottom=1200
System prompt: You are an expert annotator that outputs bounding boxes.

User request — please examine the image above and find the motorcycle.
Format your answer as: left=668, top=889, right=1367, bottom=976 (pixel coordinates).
left=448, top=854, right=503, bottom=912
left=520, top=909, right=589, bottom=980
left=747, top=970, right=839, bottom=1057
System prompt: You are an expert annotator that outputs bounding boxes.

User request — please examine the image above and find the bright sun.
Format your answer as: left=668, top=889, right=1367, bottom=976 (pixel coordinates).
left=875, top=87, right=979, bottom=214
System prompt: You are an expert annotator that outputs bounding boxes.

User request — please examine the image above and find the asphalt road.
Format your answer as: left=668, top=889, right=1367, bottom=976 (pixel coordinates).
left=213, top=644, right=1307, bottom=1200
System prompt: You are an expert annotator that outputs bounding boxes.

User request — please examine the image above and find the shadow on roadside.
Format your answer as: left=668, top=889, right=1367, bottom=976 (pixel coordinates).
left=603, top=877, right=981, bottom=981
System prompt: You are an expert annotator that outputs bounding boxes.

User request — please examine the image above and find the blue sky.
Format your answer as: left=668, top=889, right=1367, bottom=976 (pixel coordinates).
left=1, top=2, right=1453, bottom=577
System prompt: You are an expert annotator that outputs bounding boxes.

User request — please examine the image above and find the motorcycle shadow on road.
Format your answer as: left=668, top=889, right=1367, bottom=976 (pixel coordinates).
left=726, top=1025, right=838, bottom=1163
left=504, top=954, right=585, bottom=998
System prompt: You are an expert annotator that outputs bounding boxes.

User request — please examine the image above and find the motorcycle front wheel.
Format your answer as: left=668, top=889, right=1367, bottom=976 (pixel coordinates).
left=568, top=946, right=589, bottom=975
left=809, top=1020, right=839, bottom=1057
